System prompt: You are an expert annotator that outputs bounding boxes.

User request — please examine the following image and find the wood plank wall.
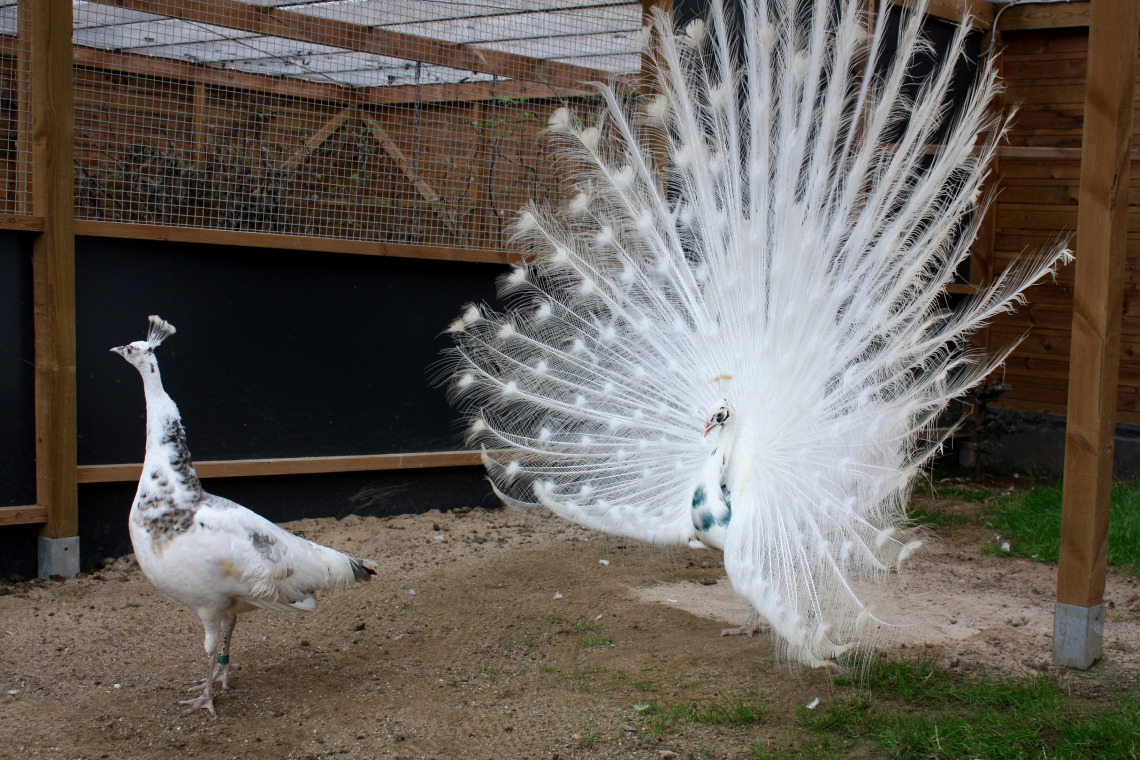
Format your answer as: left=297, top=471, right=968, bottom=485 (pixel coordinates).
left=985, top=26, right=1140, bottom=425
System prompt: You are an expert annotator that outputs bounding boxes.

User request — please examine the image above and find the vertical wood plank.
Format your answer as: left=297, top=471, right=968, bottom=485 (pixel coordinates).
left=639, top=0, right=672, bottom=198
left=28, top=0, right=77, bottom=540
left=965, top=28, right=1003, bottom=474
left=1056, top=1, right=1138, bottom=612
left=192, top=82, right=208, bottom=173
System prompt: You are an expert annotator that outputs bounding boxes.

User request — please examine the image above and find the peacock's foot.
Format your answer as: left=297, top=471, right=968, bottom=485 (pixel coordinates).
left=178, top=691, right=217, bottom=717
left=720, top=622, right=767, bottom=637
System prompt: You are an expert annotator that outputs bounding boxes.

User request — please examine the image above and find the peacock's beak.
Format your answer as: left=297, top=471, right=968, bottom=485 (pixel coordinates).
left=110, top=346, right=126, bottom=357
left=702, top=420, right=716, bottom=437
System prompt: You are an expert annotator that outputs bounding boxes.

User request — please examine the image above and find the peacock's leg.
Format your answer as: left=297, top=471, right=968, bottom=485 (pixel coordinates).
left=720, top=613, right=767, bottom=638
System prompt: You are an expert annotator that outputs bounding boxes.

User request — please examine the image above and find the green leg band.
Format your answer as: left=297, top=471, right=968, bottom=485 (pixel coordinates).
left=216, top=654, right=229, bottom=665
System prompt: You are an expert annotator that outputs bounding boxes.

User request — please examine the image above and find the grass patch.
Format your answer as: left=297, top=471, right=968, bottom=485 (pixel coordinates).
left=794, top=658, right=1140, bottom=759
left=933, top=485, right=999, bottom=503
left=581, top=630, right=614, bottom=648
left=573, top=617, right=614, bottom=648
left=981, top=482, right=1140, bottom=572
left=910, top=505, right=971, bottom=530
left=643, top=695, right=766, bottom=735
left=910, top=485, right=998, bottom=530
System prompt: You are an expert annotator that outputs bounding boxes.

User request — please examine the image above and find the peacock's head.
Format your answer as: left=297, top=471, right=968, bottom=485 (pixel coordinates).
left=702, top=400, right=734, bottom=437
left=111, top=315, right=176, bottom=375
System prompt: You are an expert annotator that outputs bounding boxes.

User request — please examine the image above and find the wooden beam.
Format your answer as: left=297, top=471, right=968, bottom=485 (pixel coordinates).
left=27, top=0, right=78, bottom=542
left=0, top=506, right=48, bottom=527
left=0, top=214, right=44, bottom=232
left=74, top=220, right=517, bottom=265
left=1055, top=0, right=1138, bottom=669
left=890, top=0, right=995, bottom=28
left=92, top=0, right=623, bottom=94
left=363, top=118, right=457, bottom=233
left=364, top=79, right=593, bottom=107
left=77, top=451, right=486, bottom=483
left=996, top=2, right=1090, bottom=32
left=278, top=106, right=355, bottom=173
left=63, top=39, right=593, bottom=108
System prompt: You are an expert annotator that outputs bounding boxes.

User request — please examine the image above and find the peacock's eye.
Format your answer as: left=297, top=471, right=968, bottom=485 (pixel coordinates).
left=714, top=408, right=729, bottom=424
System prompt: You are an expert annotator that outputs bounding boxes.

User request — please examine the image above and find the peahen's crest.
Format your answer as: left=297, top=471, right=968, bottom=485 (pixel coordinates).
left=146, top=315, right=177, bottom=348
left=441, top=0, right=1071, bottom=667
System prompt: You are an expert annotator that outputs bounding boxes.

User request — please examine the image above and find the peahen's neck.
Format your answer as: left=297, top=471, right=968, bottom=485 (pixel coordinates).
left=138, top=360, right=202, bottom=498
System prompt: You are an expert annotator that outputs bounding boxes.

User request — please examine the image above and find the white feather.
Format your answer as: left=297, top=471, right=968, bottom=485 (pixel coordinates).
left=442, top=0, right=1070, bottom=667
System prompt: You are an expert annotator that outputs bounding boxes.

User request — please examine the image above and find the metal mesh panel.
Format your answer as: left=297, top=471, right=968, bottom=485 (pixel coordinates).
left=0, top=2, right=32, bottom=214
left=66, top=0, right=644, bottom=248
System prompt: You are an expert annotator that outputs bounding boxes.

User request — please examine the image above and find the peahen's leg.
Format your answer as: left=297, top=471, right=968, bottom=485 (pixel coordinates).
left=214, top=613, right=240, bottom=691
left=179, top=616, right=220, bottom=717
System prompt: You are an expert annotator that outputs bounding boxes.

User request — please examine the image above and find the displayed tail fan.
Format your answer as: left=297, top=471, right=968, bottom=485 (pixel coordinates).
left=442, top=0, right=1071, bottom=666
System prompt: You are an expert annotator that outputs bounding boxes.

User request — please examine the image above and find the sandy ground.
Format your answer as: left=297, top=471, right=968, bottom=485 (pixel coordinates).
left=1, top=493, right=1138, bottom=760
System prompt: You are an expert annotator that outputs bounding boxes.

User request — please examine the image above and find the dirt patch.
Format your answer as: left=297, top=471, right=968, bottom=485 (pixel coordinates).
left=1, top=499, right=1138, bottom=759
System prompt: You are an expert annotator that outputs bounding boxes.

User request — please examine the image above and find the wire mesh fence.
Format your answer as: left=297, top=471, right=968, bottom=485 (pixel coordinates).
left=0, top=1, right=31, bottom=214
left=5, top=0, right=644, bottom=249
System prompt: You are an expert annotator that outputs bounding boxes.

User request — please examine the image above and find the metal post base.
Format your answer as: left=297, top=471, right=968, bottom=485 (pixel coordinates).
left=1053, top=601, right=1105, bottom=669
left=37, top=535, right=79, bottom=579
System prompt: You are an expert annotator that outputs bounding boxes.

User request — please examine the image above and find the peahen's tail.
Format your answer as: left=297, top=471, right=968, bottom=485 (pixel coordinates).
left=442, top=0, right=1071, bottom=666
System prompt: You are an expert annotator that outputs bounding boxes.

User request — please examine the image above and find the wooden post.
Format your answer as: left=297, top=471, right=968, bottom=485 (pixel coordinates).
left=25, top=0, right=78, bottom=576
left=639, top=0, right=672, bottom=200
left=1054, top=0, right=1138, bottom=669
left=192, top=82, right=209, bottom=173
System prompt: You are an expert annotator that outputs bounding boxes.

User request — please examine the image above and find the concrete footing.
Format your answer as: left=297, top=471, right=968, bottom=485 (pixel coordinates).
left=37, top=535, right=79, bottom=579
left=1053, top=601, right=1105, bottom=669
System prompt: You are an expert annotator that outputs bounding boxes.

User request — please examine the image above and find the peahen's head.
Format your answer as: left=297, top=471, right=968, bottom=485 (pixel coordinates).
left=702, top=400, right=735, bottom=437
left=111, top=315, right=176, bottom=375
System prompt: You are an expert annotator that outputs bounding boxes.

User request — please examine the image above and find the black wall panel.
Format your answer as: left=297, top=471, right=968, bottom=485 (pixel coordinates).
left=0, top=232, right=35, bottom=508
left=78, top=236, right=503, bottom=463
left=1, top=235, right=505, bottom=576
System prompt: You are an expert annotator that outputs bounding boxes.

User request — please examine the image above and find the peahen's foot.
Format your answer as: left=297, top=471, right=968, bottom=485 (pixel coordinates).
left=178, top=690, right=217, bottom=717
left=720, top=622, right=767, bottom=637
left=215, top=661, right=240, bottom=691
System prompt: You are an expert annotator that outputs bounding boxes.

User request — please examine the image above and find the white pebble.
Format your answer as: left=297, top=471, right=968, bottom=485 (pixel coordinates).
left=6, top=689, right=17, bottom=695
left=598, top=559, right=610, bottom=566
left=1001, top=542, right=1011, bottom=553
left=408, top=588, right=417, bottom=595
left=553, top=592, right=563, bottom=599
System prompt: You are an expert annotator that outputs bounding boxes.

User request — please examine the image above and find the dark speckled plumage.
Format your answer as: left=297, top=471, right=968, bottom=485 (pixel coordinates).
left=162, top=419, right=202, bottom=498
